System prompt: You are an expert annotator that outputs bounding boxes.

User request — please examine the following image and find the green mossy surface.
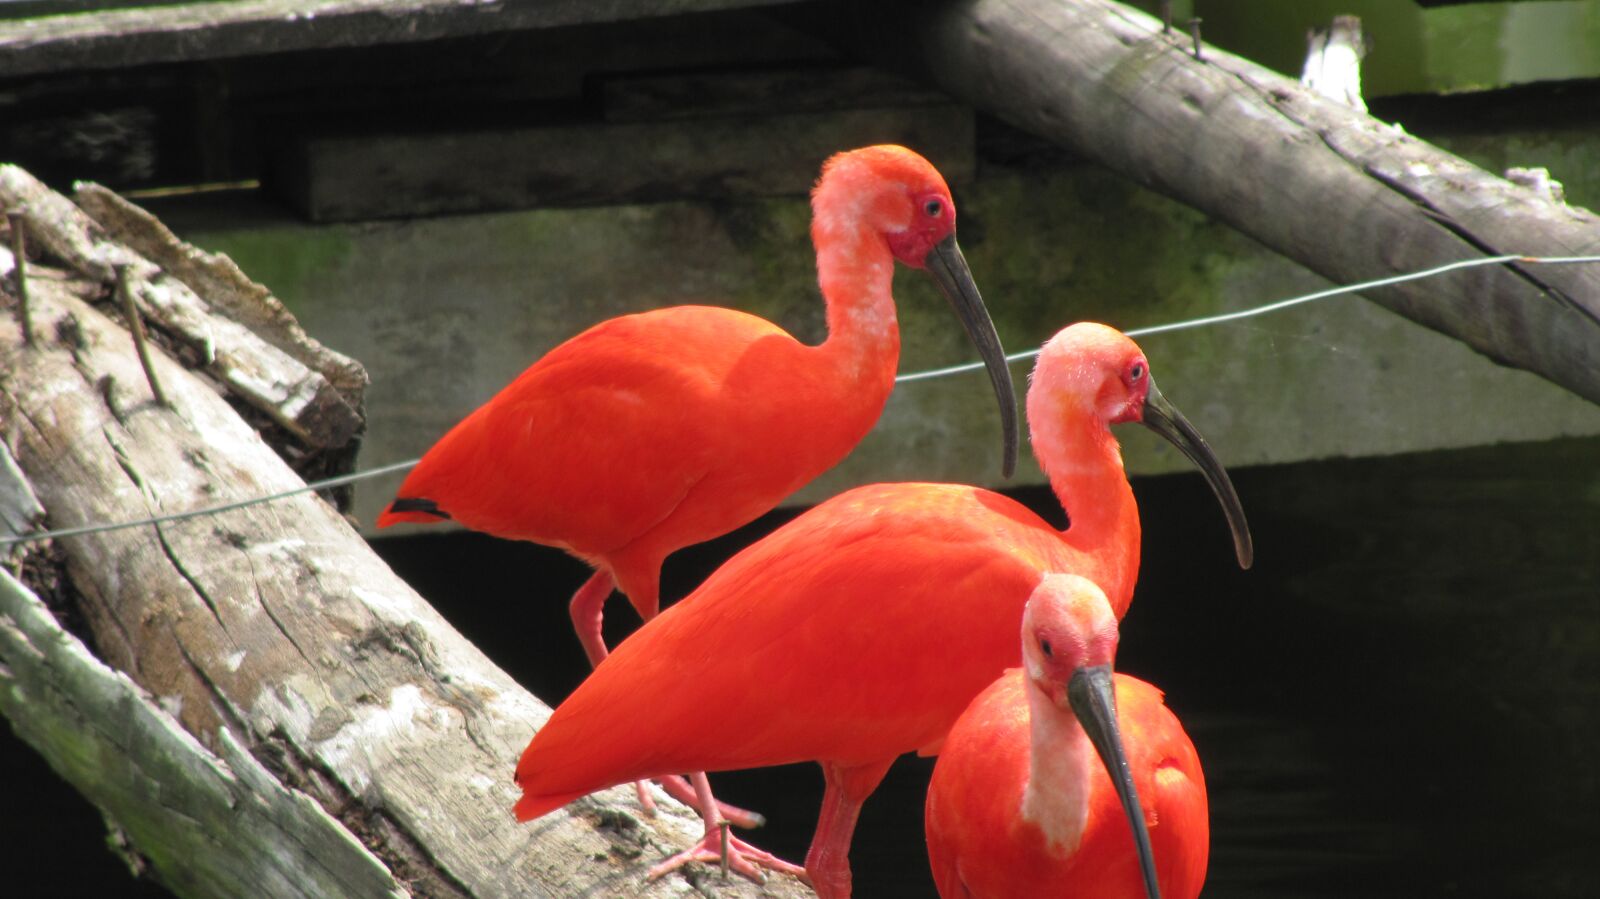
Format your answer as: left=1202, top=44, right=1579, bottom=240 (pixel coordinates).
left=168, top=127, right=1600, bottom=527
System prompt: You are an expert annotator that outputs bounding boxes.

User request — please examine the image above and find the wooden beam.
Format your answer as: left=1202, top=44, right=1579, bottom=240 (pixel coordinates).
left=274, top=101, right=973, bottom=221
left=812, top=0, right=1600, bottom=405
left=599, top=66, right=950, bottom=122
left=0, top=0, right=799, bottom=78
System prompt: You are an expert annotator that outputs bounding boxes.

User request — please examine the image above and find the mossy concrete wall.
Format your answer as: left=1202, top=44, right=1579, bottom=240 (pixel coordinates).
left=166, top=139, right=1600, bottom=532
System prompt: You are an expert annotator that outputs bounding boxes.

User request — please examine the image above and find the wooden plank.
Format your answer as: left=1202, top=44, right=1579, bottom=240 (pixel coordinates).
left=275, top=104, right=974, bottom=221
left=0, top=0, right=799, bottom=78
left=600, top=65, right=951, bottom=122
left=815, top=0, right=1600, bottom=405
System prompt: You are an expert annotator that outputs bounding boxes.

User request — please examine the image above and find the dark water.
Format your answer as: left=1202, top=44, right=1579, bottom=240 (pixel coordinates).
left=4, top=437, right=1596, bottom=896
left=377, top=435, right=1599, bottom=898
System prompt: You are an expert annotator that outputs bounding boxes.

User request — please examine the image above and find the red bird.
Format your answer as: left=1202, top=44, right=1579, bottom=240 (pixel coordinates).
left=512, top=323, right=1249, bottom=895
left=377, top=145, right=1017, bottom=829
left=378, top=144, right=1015, bottom=667
left=925, top=573, right=1208, bottom=899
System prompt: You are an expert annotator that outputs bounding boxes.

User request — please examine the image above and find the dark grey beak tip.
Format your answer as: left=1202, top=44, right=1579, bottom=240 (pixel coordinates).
left=924, top=234, right=1020, bottom=479
left=1140, top=379, right=1252, bottom=574
left=1068, top=665, right=1162, bottom=899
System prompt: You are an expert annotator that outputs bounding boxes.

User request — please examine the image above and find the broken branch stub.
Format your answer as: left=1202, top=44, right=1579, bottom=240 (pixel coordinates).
left=0, top=165, right=363, bottom=448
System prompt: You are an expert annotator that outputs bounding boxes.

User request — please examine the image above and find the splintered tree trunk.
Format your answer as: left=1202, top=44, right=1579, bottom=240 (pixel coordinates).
left=0, top=170, right=811, bottom=899
left=814, top=0, right=1600, bottom=405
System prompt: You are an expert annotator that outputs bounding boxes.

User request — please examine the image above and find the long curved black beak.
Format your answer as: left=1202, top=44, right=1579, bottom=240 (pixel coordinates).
left=1139, top=376, right=1254, bottom=569
left=924, top=233, right=1019, bottom=478
left=1068, top=664, right=1161, bottom=899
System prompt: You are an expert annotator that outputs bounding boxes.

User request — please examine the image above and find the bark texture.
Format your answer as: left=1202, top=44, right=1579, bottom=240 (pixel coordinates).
left=0, top=180, right=811, bottom=898
left=0, top=565, right=408, bottom=898
left=0, top=166, right=364, bottom=449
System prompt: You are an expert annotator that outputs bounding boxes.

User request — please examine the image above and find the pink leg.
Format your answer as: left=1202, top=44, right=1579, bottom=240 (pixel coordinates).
left=647, top=771, right=807, bottom=884
left=567, top=569, right=617, bottom=669
left=571, top=570, right=763, bottom=828
left=804, top=759, right=896, bottom=899
left=632, top=774, right=761, bottom=825
left=568, top=570, right=672, bottom=815
left=653, top=774, right=765, bottom=830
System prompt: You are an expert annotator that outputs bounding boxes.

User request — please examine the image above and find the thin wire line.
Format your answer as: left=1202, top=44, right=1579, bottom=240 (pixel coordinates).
left=893, top=253, right=1600, bottom=382
left=0, top=460, right=420, bottom=546
left=6, top=253, right=1599, bottom=548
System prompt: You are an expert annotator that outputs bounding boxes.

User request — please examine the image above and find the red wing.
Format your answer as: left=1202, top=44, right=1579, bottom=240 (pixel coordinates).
left=515, top=483, right=1058, bottom=808
left=382, top=306, right=788, bottom=551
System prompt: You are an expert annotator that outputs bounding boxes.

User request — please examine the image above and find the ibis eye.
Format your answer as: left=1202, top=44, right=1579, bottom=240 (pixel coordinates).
left=1040, top=639, right=1053, bottom=659
left=1129, top=362, right=1146, bottom=382
left=924, top=199, right=943, bottom=217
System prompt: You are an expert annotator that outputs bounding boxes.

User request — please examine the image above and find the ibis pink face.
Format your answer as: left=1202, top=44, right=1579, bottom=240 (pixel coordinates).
left=813, top=144, right=958, bottom=267
left=813, top=146, right=1019, bottom=477
left=1028, top=323, right=1254, bottom=569
left=882, top=187, right=957, bottom=269
left=1022, top=573, right=1120, bottom=706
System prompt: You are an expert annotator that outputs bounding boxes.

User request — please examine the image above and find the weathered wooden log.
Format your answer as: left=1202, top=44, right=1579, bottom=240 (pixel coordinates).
left=0, top=165, right=365, bottom=448
left=0, top=202, right=810, bottom=897
left=0, top=442, right=44, bottom=546
left=814, top=0, right=1600, bottom=405
left=0, top=566, right=408, bottom=899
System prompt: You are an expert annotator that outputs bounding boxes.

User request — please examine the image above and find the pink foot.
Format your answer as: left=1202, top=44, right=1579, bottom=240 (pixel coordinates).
left=646, top=825, right=809, bottom=885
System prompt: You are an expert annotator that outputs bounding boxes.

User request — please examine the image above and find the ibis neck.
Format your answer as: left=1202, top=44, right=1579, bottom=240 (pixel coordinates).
left=814, top=223, right=900, bottom=379
left=1040, top=419, right=1142, bottom=610
left=1020, top=677, right=1095, bottom=856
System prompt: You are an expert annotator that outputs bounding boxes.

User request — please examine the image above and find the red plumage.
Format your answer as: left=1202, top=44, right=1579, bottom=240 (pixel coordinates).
left=512, top=324, right=1248, bottom=897
left=379, top=306, right=891, bottom=620
left=926, top=671, right=1208, bottom=899
left=378, top=144, right=1016, bottom=667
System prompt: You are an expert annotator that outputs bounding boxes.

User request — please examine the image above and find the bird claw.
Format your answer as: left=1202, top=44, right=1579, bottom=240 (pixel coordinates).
left=646, top=828, right=808, bottom=885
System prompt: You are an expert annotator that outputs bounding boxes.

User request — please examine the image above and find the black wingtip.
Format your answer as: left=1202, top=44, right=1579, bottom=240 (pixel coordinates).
left=388, top=497, right=451, bottom=520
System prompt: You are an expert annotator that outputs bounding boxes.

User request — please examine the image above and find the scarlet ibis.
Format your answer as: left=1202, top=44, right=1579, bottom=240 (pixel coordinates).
left=377, top=144, right=1016, bottom=670
left=924, top=573, right=1208, bottom=899
left=512, top=322, right=1249, bottom=895
left=378, top=145, right=1015, bottom=827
